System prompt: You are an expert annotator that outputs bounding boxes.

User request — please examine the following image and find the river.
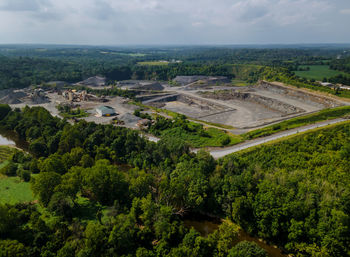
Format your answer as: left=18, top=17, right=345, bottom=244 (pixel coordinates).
left=184, top=218, right=288, bottom=257
left=0, top=130, right=28, bottom=150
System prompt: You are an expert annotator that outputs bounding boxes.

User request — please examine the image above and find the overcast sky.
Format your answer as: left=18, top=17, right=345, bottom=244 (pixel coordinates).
left=0, top=0, right=349, bottom=45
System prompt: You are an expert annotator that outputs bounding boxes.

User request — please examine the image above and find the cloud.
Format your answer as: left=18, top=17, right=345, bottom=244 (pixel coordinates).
left=0, top=0, right=348, bottom=44
left=340, top=9, right=350, bottom=14
left=0, top=0, right=47, bottom=12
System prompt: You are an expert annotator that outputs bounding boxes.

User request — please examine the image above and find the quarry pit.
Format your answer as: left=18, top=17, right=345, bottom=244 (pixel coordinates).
left=145, top=81, right=344, bottom=129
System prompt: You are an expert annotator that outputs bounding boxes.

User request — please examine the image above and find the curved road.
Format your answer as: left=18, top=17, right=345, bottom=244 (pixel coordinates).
left=204, top=118, right=348, bottom=159
left=146, top=118, right=348, bottom=158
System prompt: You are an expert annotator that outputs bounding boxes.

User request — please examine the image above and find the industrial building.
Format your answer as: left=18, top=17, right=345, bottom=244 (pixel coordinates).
left=96, top=106, right=116, bottom=117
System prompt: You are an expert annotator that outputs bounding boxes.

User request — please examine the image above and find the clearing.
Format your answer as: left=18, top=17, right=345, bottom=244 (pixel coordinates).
left=295, top=65, right=349, bottom=80
left=0, top=176, right=34, bottom=204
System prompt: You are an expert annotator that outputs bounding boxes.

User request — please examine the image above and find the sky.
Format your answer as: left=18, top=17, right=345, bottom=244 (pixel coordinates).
left=0, top=0, right=350, bottom=45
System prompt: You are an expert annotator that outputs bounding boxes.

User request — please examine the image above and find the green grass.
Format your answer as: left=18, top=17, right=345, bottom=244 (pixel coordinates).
left=231, top=79, right=249, bottom=87
left=0, top=146, right=15, bottom=163
left=190, top=118, right=235, bottom=130
left=244, top=106, right=350, bottom=140
left=234, top=120, right=350, bottom=157
left=137, top=61, right=169, bottom=66
left=0, top=176, right=35, bottom=204
left=294, top=65, right=349, bottom=81
left=161, top=126, right=242, bottom=148
left=59, top=109, right=89, bottom=119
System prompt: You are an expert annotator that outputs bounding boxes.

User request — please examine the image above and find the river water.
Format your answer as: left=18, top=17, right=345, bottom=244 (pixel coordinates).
left=0, top=135, right=15, bottom=145
left=184, top=219, right=288, bottom=257
left=0, top=131, right=28, bottom=150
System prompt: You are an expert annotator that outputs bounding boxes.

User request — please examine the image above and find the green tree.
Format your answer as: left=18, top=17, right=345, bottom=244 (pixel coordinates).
left=228, top=241, right=267, bottom=257
left=31, top=172, right=61, bottom=206
left=0, top=104, right=11, bottom=120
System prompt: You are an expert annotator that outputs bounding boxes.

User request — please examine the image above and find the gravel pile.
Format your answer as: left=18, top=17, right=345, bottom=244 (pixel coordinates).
left=119, top=113, right=141, bottom=125
left=78, top=76, right=106, bottom=87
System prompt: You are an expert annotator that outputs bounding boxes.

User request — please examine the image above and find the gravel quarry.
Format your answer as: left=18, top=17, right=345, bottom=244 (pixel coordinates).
left=146, top=80, right=345, bottom=129
left=1, top=79, right=346, bottom=132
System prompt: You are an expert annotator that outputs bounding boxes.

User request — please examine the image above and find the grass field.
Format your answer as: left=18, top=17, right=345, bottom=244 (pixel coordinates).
left=244, top=106, right=350, bottom=139
left=59, top=109, right=89, bottom=119
left=294, top=65, right=349, bottom=81
left=161, top=126, right=243, bottom=148
left=0, top=176, right=34, bottom=204
left=137, top=61, right=169, bottom=66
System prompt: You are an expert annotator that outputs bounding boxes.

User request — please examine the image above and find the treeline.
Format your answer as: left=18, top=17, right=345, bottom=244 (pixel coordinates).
left=2, top=46, right=349, bottom=90
left=330, top=57, right=350, bottom=74
left=0, top=56, right=106, bottom=89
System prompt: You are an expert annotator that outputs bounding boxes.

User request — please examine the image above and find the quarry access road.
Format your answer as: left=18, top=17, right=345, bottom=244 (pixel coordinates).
left=201, top=118, right=348, bottom=159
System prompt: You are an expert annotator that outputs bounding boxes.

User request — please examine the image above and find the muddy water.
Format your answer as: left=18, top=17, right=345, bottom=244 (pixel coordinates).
left=0, top=130, right=29, bottom=150
left=184, top=219, right=287, bottom=257
left=0, top=135, right=15, bottom=145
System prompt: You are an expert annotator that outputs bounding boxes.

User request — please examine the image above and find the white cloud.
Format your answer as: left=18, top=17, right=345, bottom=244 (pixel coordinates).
left=340, top=9, right=350, bottom=14
left=0, top=0, right=348, bottom=44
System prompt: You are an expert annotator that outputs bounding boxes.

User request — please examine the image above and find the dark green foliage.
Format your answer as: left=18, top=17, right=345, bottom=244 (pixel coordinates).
left=47, top=192, right=74, bottom=220
left=0, top=104, right=11, bottom=120
left=82, top=160, right=128, bottom=205
left=16, top=168, right=31, bottom=182
left=31, top=172, right=62, bottom=206
left=0, top=161, right=18, bottom=176
left=228, top=241, right=267, bottom=257
left=0, top=240, right=29, bottom=257
left=219, top=123, right=350, bottom=256
left=1, top=101, right=350, bottom=256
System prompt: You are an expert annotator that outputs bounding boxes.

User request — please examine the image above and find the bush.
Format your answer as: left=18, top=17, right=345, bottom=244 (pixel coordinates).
left=17, top=168, right=31, bottom=182
left=220, top=135, right=231, bottom=146
left=228, top=241, right=267, bottom=257
left=0, top=104, right=11, bottom=120
left=0, top=161, right=18, bottom=176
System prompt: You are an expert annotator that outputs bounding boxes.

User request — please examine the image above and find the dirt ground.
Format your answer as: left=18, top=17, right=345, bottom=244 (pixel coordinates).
left=8, top=91, right=140, bottom=128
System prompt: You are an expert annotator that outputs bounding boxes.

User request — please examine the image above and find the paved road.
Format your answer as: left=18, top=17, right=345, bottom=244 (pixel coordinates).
left=206, top=118, right=347, bottom=159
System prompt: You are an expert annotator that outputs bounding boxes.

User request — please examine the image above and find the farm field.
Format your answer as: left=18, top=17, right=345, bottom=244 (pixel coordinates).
left=137, top=61, right=169, bottom=66
left=294, top=65, right=349, bottom=80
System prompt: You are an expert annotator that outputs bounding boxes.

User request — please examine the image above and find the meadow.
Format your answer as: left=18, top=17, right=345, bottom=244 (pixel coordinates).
left=137, top=61, right=169, bottom=66
left=294, top=65, right=348, bottom=80
left=0, top=176, right=34, bottom=204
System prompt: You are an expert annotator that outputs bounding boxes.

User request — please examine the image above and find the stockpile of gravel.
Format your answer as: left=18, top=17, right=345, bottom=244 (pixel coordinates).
left=78, top=76, right=106, bottom=87
left=134, top=82, right=164, bottom=91
left=119, top=113, right=141, bottom=125
left=0, top=90, right=26, bottom=104
left=173, top=76, right=208, bottom=85
left=0, top=95, right=22, bottom=104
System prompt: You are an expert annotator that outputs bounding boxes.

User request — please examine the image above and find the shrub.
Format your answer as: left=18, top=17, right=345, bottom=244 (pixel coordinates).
left=0, top=161, right=18, bottom=176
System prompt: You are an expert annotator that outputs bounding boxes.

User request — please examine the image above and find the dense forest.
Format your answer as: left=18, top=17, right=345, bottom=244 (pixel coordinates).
left=0, top=104, right=349, bottom=256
